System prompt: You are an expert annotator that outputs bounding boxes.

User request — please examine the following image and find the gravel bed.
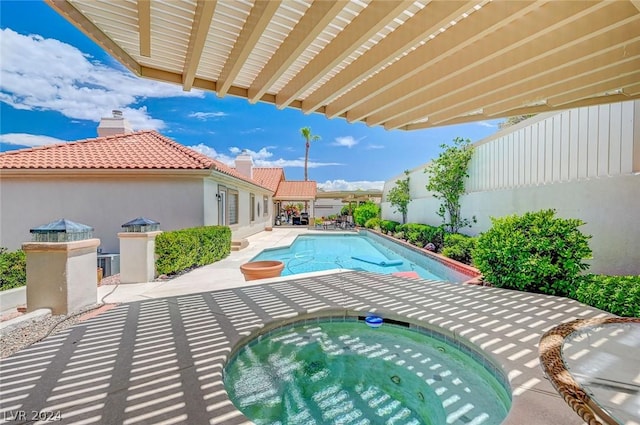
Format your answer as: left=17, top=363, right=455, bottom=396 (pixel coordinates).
left=2, top=271, right=181, bottom=359
left=1, top=303, right=103, bottom=359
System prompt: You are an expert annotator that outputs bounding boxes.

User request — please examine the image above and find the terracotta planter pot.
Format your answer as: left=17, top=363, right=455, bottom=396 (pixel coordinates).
left=240, top=260, right=285, bottom=281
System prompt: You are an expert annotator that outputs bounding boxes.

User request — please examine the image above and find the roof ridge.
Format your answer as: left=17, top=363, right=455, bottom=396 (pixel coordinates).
left=145, top=131, right=215, bottom=169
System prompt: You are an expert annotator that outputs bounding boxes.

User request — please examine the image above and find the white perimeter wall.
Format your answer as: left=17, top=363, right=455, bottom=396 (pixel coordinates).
left=382, top=100, right=640, bottom=275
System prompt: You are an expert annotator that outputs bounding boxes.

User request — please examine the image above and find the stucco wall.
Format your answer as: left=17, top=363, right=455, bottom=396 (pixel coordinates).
left=1, top=176, right=205, bottom=253
left=384, top=174, right=640, bottom=275
left=1, top=174, right=275, bottom=252
left=230, top=189, right=273, bottom=240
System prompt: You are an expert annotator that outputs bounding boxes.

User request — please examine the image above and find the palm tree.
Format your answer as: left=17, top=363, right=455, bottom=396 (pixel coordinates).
left=300, top=127, right=320, bottom=181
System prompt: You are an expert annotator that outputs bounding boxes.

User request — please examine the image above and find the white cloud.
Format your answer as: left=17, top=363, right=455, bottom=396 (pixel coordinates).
left=0, top=133, right=68, bottom=148
left=366, top=144, right=384, bottom=150
left=228, top=146, right=273, bottom=161
left=188, top=144, right=235, bottom=166
left=317, top=179, right=384, bottom=191
left=332, top=136, right=360, bottom=148
left=239, top=127, right=264, bottom=134
left=188, top=111, right=227, bottom=120
left=188, top=144, right=342, bottom=169
left=0, top=28, right=203, bottom=130
left=476, top=121, right=497, bottom=128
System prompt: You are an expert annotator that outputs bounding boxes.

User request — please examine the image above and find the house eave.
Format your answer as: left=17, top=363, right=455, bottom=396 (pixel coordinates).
left=0, top=168, right=213, bottom=179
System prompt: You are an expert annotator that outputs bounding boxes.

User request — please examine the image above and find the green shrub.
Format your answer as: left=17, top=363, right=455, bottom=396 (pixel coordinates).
left=364, top=217, right=382, bottom=229
left=420, top=225, right=445, bottom=251
left=442, top=233, right=477, bottom=265
left=473, top=209, right=592, bottom=297
left=155, top=226, right=231, bottom=276
left=396, top=223, right=444, bottom=250
left=399, top=223, right=424, bottom=246
left=380, top=220, right=400, bottom=233
left=574, top=274, right=640, bottom=317
left=353, top=202, right=380, bottom=226
left=0, top=248, right=26, bottom=291
left=194, top=226, right=232, bottom=266
left=340, top=205, right=356, bottom=216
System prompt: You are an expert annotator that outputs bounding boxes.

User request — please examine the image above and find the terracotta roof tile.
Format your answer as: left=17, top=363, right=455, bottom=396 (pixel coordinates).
left=274, top=181, right=317, bottom=200
left=0, top=131, right=321, bottom=195
left=0, top=130, right=275, bottom=190
left=0, top=131, right=215, bottom=170
left=252, top=168, right=284, bottom=192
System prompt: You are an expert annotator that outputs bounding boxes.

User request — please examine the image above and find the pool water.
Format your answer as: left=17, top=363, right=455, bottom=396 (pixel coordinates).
left=224, top=320, right=511, bottom=425
left=250, top=234, right=462, bottom=281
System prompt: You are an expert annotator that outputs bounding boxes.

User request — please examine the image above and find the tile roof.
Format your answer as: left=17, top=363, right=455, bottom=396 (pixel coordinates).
left=0, top=130, right=270, bottom=190
left=252, top=168, right=284, bottom=192
left=0, top=131, right=214, bottom=170
left=274, top=181, right=317, bottom=200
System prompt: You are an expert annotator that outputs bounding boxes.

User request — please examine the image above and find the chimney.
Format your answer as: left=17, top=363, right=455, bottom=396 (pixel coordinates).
left=234, top=150, right=253, bottom=179
left=97, top=110, right=133, bottom=137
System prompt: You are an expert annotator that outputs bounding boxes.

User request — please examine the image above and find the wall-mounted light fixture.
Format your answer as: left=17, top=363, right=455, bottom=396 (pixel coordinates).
left=215, top=193, right=222, bottom=202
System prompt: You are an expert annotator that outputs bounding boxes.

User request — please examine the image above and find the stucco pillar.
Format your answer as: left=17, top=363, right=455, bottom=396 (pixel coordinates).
left=23, top=239, right=100, bottom=315
left=118, top=231, right=162, bottom=283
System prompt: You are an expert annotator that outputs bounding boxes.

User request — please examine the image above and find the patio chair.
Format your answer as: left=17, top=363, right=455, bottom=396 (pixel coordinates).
left=300, top=212, right=309, bottom=226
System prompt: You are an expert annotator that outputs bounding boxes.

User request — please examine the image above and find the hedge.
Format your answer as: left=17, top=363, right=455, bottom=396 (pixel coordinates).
left=155, top=226, right=231, bottom=276
left=0, top=248, right=26, bottom=291
left=397, top=223, right=445, bottom=251
left=380, top=220, right=400, bottom=233
left=364, top=217, right=382, bottom=229
left=442, top=233, right=477, bottom=264
left=574, top=274, right=640, bottom=317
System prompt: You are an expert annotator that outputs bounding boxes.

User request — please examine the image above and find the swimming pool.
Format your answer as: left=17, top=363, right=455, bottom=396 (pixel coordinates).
left=250, top=233, right=470, bottom=282
left=224, top=317, right=511, bottom=425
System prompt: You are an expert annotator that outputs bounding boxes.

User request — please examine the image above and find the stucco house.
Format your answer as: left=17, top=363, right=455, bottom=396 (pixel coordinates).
left=0, top=112, right=311, bottom=254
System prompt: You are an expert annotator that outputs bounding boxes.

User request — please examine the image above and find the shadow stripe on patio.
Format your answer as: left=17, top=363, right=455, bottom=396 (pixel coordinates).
left=0, top=271, right=610, bottom=425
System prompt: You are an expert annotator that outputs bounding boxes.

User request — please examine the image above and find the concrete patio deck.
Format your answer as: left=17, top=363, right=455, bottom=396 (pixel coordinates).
left=0, top=229, right=629, bottom=425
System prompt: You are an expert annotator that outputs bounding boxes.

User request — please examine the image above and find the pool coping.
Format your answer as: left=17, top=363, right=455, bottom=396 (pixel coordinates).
left=362, top=229, right=483, bottom=283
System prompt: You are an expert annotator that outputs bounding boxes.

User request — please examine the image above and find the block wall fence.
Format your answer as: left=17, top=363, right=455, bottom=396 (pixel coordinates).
left=382, top=100, right=640, bottom=275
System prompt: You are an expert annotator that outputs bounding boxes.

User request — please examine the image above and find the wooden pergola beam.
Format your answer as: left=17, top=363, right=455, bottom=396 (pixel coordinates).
left=369, top=1, right=608, bottom=128
left=182, top=0, right=217, bottom=91
left=247, top=1, right=345, bottom=104
left=137, top=0, right=151, bottom=57
left=484, top=59, right=640, bottom=117
left=217, top=0, right=281, bottom=98
left=300, top=1, right=477, bottom=114
left=324, top=1, right=538, bottom=120
left=382, top=3, right=638, bottom=129
left=275, top=1, right=413, bottom=109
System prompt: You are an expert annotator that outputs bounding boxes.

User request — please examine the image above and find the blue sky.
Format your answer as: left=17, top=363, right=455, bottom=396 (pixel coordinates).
left=0, top=1, right=503, bottom=190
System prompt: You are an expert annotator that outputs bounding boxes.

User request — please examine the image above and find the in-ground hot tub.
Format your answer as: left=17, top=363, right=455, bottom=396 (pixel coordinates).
left=224, top=316, right=511, bottom=425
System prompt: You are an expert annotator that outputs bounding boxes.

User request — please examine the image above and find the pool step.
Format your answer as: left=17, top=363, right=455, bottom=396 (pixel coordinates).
left=231, top=239, right=249, bottom=251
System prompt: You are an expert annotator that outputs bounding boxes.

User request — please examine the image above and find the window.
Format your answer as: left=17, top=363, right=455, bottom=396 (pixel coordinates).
left=250, top=193, right=256, bottom=221
left=263, top=196, right=269, bottom=216
left=228, top=190, right=239, bottom=224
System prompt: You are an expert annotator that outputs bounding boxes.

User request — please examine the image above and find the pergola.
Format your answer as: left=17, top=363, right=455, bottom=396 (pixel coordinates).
left=46, top=0, right=640, bottom=130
